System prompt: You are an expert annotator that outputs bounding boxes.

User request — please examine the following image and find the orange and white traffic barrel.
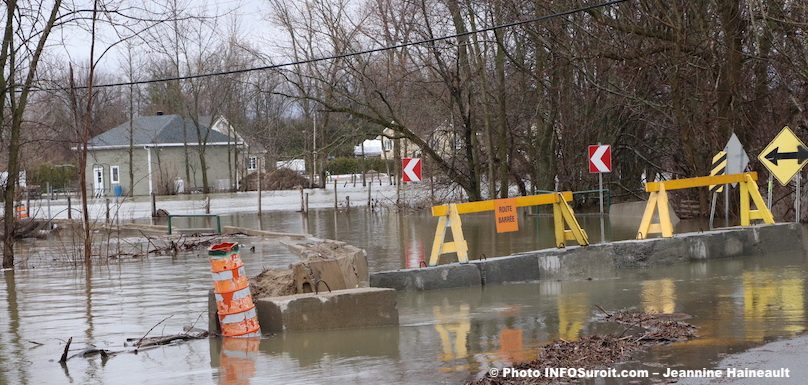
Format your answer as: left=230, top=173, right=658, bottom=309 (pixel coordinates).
left=208, top=242, right=261, bottom=338
left=15, top=204, right=28, bottom=219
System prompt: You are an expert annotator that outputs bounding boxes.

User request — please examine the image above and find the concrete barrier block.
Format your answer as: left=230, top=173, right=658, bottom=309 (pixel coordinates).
left=472, top=253, right=541, bottom=284
left=255, top=287, right=398, bottom=333
left=683, top=230, right=755, bottom=260
left=537, top=245, right=618, bottom=280
left=370, top=263, right=482, bottom=291
left=610, top=237, right=690, bottom=266
left=753, top=223, right=803, bottom=254
left=208, top=289, right=221, bottom=335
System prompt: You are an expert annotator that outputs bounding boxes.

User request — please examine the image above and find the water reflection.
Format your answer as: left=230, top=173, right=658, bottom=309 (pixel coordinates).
left=3, top=271, right=23, bottom=385
left=214, top=338, right=259, bottom=385
left=496, top=307, right=529, bottom=364
left=259, top=327, right=400, bottom=367
left=742, top=271, right=805, bottom=341
left=641, top=279, right=677, bottom=314
left=557, top=292, right=589, bottom=341
left=433, top=303, right=471, bottom=373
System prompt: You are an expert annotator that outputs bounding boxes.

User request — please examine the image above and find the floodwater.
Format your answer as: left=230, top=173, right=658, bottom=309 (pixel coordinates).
left=0, top=209, right=805, bottom=385
left=154, top=207, right=705, bottom=272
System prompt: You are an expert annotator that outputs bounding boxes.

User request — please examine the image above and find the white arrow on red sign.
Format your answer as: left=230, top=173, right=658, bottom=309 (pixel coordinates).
left=588, top=144, right=612, bottom=173
left=402, top=157, right=422, bottom=182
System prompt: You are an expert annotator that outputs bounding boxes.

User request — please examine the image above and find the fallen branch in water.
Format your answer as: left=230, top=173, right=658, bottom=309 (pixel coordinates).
left=58, top=337, right=72, bottom=364
left=126, top=327, right=208, bottom=349
left=134, top=315, right=173, bottom=350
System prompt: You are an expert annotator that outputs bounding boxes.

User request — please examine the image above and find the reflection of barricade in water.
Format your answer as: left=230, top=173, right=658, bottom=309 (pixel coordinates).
left=557, top=292, right=589, bottom=341
left=218, top=337, right=259, bottom=385
left=743, top=271, right=805, bottom=341
left=433, top=304, right=471, bottom=372
left=642, top=279, right=677, bottom=314
left=209, top=242, right=261, bottom=338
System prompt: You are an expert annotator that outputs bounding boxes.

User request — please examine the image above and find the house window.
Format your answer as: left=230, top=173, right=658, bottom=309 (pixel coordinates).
left=110, top=166, right=120, bottom=184
left=248, top=156, right=257, bottom=171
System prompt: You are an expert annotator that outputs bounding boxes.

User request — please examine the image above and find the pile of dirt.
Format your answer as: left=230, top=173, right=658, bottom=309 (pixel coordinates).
left=249, top=239, right=369, bottom=299
left=283, top=239, right=366, bottom=260
left=242, top=168, right=309, bottom=191
left=250, top=268, right=296, bottom=298
left=470, top=311, right=698, bottom=385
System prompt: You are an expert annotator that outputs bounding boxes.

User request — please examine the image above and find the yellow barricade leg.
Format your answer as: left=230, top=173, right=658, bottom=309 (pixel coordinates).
left=636, top=184, right=673, bottom=239
left=429, top=216, right=449, bottom=266
left=428, top=204, right=469, bottom=266
left=740, top=174, right=775, bottom=226
left=553, top=200, right=565, bottom=247
left=637, top=192, right=658, bottom=240
left=657, top=185, right=674, bottom=237
left=553, top=193, right=589, bottom=248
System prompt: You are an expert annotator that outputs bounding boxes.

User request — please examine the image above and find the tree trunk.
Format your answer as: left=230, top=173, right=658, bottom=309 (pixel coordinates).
left=2, top=0, right=61, bottom=269
left=495, top=4, right=509, bottom=198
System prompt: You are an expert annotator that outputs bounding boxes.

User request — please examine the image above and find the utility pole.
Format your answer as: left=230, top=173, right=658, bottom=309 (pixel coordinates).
left=313, top=113, right=318, bottom=187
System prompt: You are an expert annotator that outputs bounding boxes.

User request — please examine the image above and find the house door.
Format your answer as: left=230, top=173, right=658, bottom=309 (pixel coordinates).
left=93, top=166, right=104, bottom=197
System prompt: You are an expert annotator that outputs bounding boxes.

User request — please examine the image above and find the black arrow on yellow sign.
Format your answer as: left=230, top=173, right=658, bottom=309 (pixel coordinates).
left=764, top=145, right=808, bottom=165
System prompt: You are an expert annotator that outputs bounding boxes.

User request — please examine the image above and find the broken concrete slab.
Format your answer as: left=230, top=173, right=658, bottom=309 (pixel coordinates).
left=254, top=287, right=398, bottom=333
left=369, top=263, right=482, bottom=291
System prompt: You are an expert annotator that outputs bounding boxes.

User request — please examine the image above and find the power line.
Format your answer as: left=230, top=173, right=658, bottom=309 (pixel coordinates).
left=50, top=0, right=628, bottom=90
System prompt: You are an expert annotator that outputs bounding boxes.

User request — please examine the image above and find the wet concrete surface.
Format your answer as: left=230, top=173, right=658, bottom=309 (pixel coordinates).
left=1, top=210, right=806, bottom=384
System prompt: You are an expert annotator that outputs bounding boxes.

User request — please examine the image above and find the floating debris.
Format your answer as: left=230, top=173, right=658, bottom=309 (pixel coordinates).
left=470, top=311, right=698, bottom=385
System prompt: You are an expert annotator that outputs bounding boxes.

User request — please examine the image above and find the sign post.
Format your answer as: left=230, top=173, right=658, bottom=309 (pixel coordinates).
left=588, top=144, right=612, bottom=242
left=758, top=126, right=808, bottom=223
left=797, top=173, right=801, bottom=222
left=723, top=133, right=750, bottom=227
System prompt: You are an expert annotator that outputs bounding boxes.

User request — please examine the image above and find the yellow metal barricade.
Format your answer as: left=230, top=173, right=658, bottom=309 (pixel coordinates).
left=429, top=192, right=589, bottom=266
left=637, top=172, right=774, bottom=239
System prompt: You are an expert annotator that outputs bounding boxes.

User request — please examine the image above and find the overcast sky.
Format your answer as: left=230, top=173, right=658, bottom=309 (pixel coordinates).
left=50, top=0, right=286, bottom=75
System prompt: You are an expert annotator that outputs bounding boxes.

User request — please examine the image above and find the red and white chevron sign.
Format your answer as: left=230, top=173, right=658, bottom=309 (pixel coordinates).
left=402, top=157, right=422, bottom=182
left=588, top=145, right=612, bottom=173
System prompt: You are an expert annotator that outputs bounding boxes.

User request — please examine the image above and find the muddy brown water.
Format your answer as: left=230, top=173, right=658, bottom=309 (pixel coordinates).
left=0, top=209, right=805, bottom=384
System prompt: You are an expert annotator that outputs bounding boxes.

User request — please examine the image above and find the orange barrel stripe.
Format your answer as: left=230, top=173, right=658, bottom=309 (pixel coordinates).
left=214, top=286, right=255, bottom=315
left=211, top=266, right=250, bottom=294
left=208, top=242, right=261, bottom=338
left=210, top=254, right=244, bottom=273
left=219, top=307, right=261, bottom=337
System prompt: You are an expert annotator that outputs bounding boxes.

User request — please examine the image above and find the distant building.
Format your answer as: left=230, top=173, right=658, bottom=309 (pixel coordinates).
left=353, top=131, right=420, bottom=159
left=275, top=159, right=306, bottom=173
left=82, top=113, right=257, bottom=196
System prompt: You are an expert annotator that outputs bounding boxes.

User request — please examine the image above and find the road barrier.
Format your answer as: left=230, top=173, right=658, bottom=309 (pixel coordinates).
left=168, top=214, right=222, bottom=234
left=429, top=192, right=589, bottom=266
left=637, top=172, right=774, bottom=239
left=209, top=242, right=261, bottom=338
